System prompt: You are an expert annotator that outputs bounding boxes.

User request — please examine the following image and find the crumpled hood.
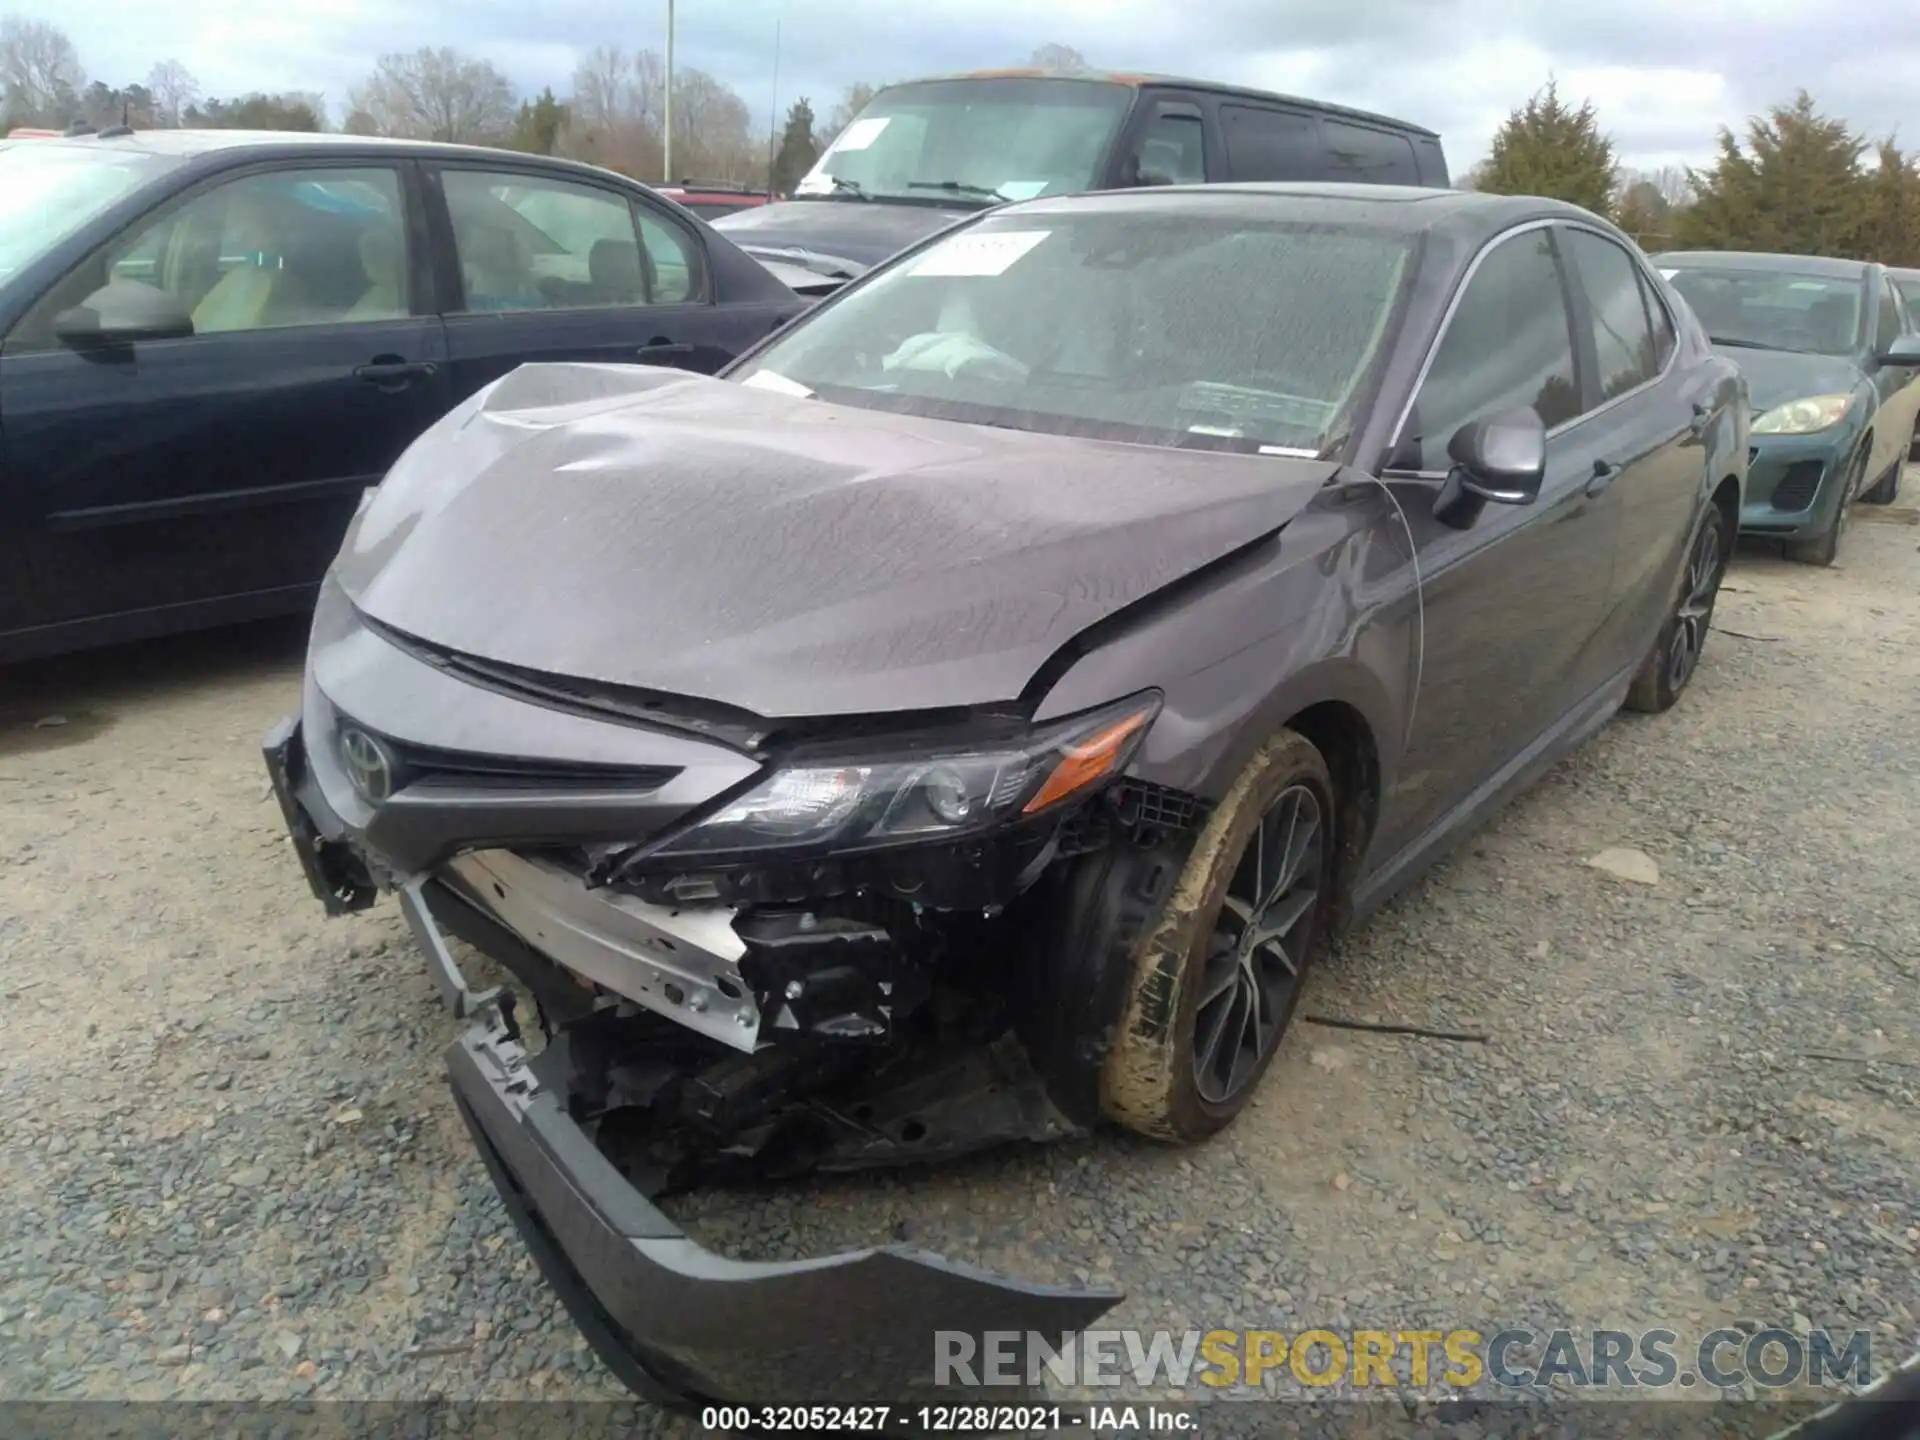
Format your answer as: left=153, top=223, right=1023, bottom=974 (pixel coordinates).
left=710, top=198, right=969, bottom=269
left=1717, top=346, right=1867, bottom=415
left=335, top=365, right=1336, bottom=719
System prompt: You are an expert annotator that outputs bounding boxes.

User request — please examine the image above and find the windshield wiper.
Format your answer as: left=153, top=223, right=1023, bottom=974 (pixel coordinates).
left=809, top=175, right=870, bottom=201
left=906, top=179, right=1012, bottom=203
left=1706, top=336, right=1780, bottom=351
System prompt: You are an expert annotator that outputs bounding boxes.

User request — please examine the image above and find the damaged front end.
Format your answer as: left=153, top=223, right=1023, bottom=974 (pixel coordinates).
left=262, top=610, right=1218, bottom=1404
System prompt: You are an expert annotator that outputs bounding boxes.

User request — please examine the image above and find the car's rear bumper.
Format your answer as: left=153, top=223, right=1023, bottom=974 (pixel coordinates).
left=263, top=710, right=1123, bottom=1408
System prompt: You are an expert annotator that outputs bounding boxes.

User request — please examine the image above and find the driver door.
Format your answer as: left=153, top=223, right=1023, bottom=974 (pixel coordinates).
left=1370, top=225, right=1622, bottom=865
left=0, top=159, right=448, bottom=645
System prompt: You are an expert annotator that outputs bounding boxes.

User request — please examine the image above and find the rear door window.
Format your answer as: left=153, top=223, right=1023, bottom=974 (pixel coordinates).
left=1638, top=268, right=1678, bottom=370
left=1413, top=136, right=1449, bottom=187
left=1219, top=105, right=1323, bottom=181
left=1320, top=121, right=1420, bottom=185
left=1562, top=227, right=1659, bottom=402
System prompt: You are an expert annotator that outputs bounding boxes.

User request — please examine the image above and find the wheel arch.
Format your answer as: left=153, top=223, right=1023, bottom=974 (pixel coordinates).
left=1278, top=698, right=1382, bottom=933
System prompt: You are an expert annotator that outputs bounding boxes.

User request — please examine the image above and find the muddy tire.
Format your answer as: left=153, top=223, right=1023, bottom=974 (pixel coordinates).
left=1860, top=461, right=1901, bottom=506
left=1100, top=728, right=1335, bottom=1143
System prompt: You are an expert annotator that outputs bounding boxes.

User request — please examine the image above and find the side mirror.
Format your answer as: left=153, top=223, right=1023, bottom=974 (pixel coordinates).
left=52, top=280, right=195, bottom=347
left=1876, top=333, right=1920, bottom=366
left=1432, top=407, right=1546, bottom=529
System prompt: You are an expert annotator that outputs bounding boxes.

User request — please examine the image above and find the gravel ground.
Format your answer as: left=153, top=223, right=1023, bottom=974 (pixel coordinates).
left=1, top=495, right=1916, bottom=1429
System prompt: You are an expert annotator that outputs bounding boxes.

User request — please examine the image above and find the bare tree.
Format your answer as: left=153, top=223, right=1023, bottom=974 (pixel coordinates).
left=561, top=45, right=665, bottom=176
left=0, top=18, right=85, bottom=127
left=146, top=59, right=200, bottom=127
left=348, top=47, right=516, bottom=143
left=667, top=69, right=754, bottom=182
left=1648, top=163, right=1696, bottom=209
left=1028, top=43, right=1090, bottom=72
left=822, top=81, right=877, bottom=147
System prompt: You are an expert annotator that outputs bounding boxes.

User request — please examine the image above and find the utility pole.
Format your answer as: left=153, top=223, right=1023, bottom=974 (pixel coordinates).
left=663, top=0, right=675, bottom=184
left=766, top=20, right=780, bottom=195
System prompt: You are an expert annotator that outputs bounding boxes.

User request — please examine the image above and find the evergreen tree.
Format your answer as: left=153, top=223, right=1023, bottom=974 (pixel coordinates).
left=1676, top=93, right=1867, bottom=258
left=1477, top=80, right=1617, bottom=215
left=1860, top=139, right=1920, bottom=269
left=771, top=96, right=819, bottom=196
left=1614, top=178, right=1672, bottom=248
left=510, top=87, right=569, bottom=155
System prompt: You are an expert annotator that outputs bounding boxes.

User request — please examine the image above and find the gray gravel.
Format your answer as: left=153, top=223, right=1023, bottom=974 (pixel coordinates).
left=0, top=500, right=1915, bottom=1426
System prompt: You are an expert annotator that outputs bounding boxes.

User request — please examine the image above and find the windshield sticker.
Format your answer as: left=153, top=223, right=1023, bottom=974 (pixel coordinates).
left=829, top=116, right=891, bottom=153
left=739, top=370, right=815, bottom=398
left=1788, top=281, right=1828, bottom=291
left=1659, top=268, right=1679, bottom=279
left=908, top=229, right=1051, bottom=278
left=996, top=180, right=1050, bottom=201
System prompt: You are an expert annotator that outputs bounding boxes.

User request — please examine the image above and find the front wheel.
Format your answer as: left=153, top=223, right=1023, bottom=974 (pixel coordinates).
left=1860, top=459, right=1902, bottom=505
left=1625, top=501, right=1731, bottom=714
left=1100, top=729, right=1335, bottom=1143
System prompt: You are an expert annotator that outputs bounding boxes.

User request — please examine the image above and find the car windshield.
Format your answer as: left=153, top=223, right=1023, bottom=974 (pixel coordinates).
left=1662, top=264, right=1863, bottom=356
left=794, top=78, right=1135, bottom=206
left=0, top=143, right=179, bottom=282
left=731, top=204, right=1415, bottom=456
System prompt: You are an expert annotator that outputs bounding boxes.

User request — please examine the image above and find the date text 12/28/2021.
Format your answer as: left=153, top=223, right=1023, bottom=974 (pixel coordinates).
left=701, top=1404, right=1199, bottom=1433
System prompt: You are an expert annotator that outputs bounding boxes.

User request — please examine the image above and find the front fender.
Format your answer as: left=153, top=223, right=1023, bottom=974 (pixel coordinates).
left=1031, top=486, right=1415, bottom=805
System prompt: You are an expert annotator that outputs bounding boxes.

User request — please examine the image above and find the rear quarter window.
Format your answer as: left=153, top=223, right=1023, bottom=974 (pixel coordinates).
left=1321, top=121, right=1420, bottom=185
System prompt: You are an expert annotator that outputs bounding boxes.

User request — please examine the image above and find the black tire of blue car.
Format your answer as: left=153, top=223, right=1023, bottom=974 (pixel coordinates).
left=1861, top=440, right=1904, bottom=505
left=1624, top=500, right=1733, bottom=714
left=1098, top=729, right=1336, bottom=1142
left=1785, top=444, right=1865, bottom=566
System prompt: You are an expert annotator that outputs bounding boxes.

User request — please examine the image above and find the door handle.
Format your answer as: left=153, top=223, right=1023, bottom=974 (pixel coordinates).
left=355, top=359, right=438, bottom=388
left=636, top=339, right=695, bottom=363
left=1584, top=459, right=1623, bottom=497
left=1689, top=399, right=1713, bottom=436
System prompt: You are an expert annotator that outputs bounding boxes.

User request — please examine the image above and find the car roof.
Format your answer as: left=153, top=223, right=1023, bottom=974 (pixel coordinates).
left=21, top=129, right=652, bottom=184
left=1654, top=250, right=1874, bottom=279
left=891, top=69, right=1441, bottom=139
left=997, top=181, right=1599, bottom=238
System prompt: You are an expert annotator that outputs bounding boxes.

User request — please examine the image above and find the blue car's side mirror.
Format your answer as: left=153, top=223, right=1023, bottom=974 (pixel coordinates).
left=1876, top=333, right=1920, bottom=366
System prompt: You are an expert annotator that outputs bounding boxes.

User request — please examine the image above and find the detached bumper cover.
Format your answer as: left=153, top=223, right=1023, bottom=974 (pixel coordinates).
left=451, top=1016, right=1121, bottom=1406
left=263, top=710, right=1125, bottom=1407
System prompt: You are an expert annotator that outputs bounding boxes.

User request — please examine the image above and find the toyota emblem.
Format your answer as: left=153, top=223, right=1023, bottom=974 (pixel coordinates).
left=337, top=725, right=396, bottom=804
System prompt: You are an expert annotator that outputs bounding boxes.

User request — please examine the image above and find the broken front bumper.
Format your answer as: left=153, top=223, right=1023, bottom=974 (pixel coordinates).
left=263, top=711, right=1123, bottom=1407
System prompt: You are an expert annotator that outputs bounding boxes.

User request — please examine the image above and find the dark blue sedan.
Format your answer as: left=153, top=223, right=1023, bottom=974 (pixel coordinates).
left=0, top=130, right=808, bottom=662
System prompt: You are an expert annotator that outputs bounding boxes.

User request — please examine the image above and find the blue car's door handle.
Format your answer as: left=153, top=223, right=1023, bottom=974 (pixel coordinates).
left=636, top=339, right=695, bottom=362
left=355, top=359, right=438, bottom=388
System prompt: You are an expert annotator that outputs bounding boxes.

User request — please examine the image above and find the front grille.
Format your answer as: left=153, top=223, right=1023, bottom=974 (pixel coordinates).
left=1771, top=460, right=1826, bottom=512
left=384, top=739, right=679, bottom=791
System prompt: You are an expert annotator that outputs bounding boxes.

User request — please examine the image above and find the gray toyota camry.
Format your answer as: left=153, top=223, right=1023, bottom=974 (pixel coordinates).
left=264, top=182, right=1747, bottom=1406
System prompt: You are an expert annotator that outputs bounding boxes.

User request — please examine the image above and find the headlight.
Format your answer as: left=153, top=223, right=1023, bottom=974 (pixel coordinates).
left=646, top=694, right=1162, bottom=862
left=1752, top=394, right=1853, bottom=435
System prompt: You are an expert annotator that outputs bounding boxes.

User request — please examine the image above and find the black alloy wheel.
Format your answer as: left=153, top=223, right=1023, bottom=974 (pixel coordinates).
left=1191, top=784, right=1323, bottom=1104
left=1625, top=502, right=1731, bottom=714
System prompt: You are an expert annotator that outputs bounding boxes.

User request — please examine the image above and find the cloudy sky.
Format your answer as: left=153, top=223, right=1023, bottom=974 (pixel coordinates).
left=19, top=0, right=1920, bottom=173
